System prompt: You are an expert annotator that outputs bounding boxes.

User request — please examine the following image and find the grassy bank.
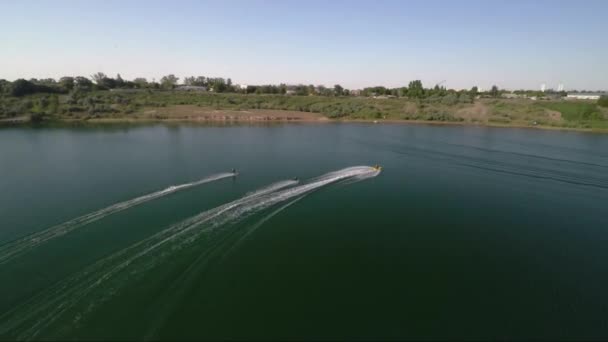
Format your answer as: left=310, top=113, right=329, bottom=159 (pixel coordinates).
left=1, top=91, right=607, bottom=131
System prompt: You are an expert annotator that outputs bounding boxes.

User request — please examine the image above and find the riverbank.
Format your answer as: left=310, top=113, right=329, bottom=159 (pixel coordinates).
left=4, top=109, right=608, bottom=134
left=2, top=92, right=607, bottom=132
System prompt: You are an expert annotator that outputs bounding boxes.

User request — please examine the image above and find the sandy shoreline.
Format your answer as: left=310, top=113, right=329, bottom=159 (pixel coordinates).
left=2, top=106, right=607, bottom=133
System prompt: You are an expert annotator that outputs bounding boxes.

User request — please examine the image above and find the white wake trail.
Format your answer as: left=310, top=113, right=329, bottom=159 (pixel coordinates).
left=0, top=172, right=235, bottom=265
left=143, top=195, right=307, bottom=340
left=216, top=166, right=380, bottom=227
left=80, top=179, right=302, bottom=283
left=0, top=167, right=380, bottom=340
left=0, top=179, right=300, bottom=340
left=57, top=167, right=376, bottom=298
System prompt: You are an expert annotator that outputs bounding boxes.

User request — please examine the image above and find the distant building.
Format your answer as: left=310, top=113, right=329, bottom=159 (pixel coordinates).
left=285, top=89, right=296, bottom=95
left=350, top=89, right=362, bottom=96
left=566, top=93, right=602, bottom=100
left=235, top=84, right=247, bottom=90
left=176, top=85, right=207, bottom=91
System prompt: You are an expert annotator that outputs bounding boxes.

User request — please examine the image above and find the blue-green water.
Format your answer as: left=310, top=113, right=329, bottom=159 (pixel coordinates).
left=1, top=123, right=608, bottom=340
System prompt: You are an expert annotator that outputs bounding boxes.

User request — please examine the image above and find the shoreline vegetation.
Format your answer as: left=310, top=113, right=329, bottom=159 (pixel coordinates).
left=1, top=74, right=607, bottom=132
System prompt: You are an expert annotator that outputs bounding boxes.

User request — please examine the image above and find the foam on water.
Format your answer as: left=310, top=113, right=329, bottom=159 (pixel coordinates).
left=0, top=178, right=300, bottom=340
left=0, top=172, right=235, bottom=265
left=0, top=167, right=380, bottom=340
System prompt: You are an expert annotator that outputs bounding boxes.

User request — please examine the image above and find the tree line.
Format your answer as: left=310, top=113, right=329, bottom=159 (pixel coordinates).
left=0, top=73, right=542, bottom=101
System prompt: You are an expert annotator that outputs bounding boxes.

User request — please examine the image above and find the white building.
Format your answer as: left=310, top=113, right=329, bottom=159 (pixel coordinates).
left=566, top=93, right=602, bottom=100
left=176, top=85, right=207, bottom=91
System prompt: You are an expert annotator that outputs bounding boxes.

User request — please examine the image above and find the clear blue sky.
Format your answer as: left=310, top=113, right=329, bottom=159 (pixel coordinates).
left=1, top=0, right=607, bottom=90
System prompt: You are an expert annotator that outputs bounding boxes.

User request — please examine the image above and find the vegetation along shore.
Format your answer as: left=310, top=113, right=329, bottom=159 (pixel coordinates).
left=1, top=74, right=607, bottom=132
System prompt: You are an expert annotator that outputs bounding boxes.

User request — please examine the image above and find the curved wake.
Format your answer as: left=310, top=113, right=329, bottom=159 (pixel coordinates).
left=0, top=178, right=300, bottom=340
left=0, top=172, right=235, bottom=265
left=0, top=166, right=380, bottom=340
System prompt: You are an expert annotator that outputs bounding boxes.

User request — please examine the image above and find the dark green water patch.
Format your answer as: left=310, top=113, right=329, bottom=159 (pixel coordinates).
left=1, top=123, right=608, bottom=339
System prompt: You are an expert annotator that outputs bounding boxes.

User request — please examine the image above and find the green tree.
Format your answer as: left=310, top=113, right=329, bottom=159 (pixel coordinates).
left=40, top=78, right=57, bottom=87
left=59, top=77, right=75, bottom=91
left=307, top=84, right=315, bottom=95
left=74, top=77, right=93, bottom=91
left=322, top=86, right=333, bottom=96
left=217, top=81, right=227, bottom=92
left=90, top=72, right=118, bottom=89
left=211, top=78, right=227, bottom=92
left=183, top=76, right=195, bottom=86
left=470, top=86, right=479, bottom=97
left=100, top=77, right=117, bottom=89
left=91, top=72, right=107, bottom=85
left=317, top=85, right=327, bottom=96
left=407, top=80, right=424, bottom=98
left=133, top=78, right=148, bottom=88
left=598, top=95, right=608, bottom=107
left=115, top=74, right=125, bottom=88
left=10, top=79, right=37, bottom=97
left=334, top=84, right=344, bottom=96
left=194, top=76, right=207, bottom=86
left=490, top=85, right=499, bottom=98
left=160, top=74, right=179, bottom=89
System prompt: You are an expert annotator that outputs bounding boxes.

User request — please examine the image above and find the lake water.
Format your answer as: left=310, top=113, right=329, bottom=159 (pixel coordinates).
left=1, top=123, right=608, bottom=340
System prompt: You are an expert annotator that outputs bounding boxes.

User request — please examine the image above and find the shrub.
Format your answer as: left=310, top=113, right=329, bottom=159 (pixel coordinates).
left=10, top=79, right=62, bottom=97
left=441, top=94, right=459, bottom=106
left=458, top=94, right=472, bottom=104
left=30, top=112, right=45, bottom=122
left=11, top=79, right=38, bottom=97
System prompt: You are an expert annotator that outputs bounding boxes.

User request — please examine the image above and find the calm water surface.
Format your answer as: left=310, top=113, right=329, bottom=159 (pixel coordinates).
left=1, top=123, right=608, bottom=339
